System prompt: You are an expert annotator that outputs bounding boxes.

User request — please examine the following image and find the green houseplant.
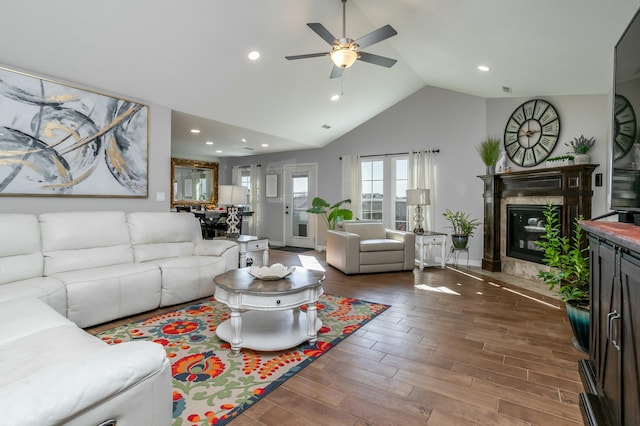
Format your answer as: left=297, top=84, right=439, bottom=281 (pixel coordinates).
left=443, top=209, right=481, bottom=249
left=306, top=197, right=353, bottom=230
left=565, top=135, right=595, bottom=165
left=535, top=202, right=590, bottom=352
left=476, top=136, right=502, bottom=174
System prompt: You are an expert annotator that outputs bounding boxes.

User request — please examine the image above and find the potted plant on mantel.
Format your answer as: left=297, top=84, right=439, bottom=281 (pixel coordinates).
left=535, top=202, right=590, bottom=353
left=476, top=136, right=502, bottom=175
left=443, top=209, right=481, bottom=249
left=565, top=135, right=595, bottom=165
left=306, top=197, right=353, bottom=230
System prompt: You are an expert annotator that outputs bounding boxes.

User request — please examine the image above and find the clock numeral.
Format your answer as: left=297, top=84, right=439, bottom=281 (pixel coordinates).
left=512, top=107, right=525, bottom=123
left=512, top=146, right=525, bottom=164
left=617, top=108, right=635, bottom=123
left=505, top=140, right=520, bottom=157
left=539, top=112, right=559, bottom=126
left=533, top=144, right=549, bottom=159
left=619, top=121, right=636, bottom=137
left=542, top=120, right=559, bottom=135
left=523, top=101, right=535, bottom=119
left=504, top=132, right=518, bottom=145
left=615, top=134, right=634, bottom=151
left=539, top=135, right=557, bottom=151
left=505, top=119, right=520, bottom=133
left=533, top=100, right=549, bottom=120
left=523, top=148, right=536, bottom=165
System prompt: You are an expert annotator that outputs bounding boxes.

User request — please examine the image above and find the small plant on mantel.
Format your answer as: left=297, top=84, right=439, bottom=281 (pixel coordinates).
left=565, top=135, right=595, bottom=155
left=535, top=203, right=589, bottom=308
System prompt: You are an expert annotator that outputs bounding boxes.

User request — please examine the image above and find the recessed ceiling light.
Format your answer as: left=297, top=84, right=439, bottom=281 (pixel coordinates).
left=205, top=141, right=214, bottom=145
left=331, top=94, right=340, bottom=101
left=216, top=150, right=222, bottom=153
left=241, top=138, right=247, bottom=143
left=248, top=51, right=260, bottom=61
left=261, top=143, right=269, bottom=147
left=478, top=65, right=490, bottom=72
left=190, top=129, right=200, bottom=134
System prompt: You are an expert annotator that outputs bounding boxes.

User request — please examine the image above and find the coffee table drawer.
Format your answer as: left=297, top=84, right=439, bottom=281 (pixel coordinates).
left=240, top=288, right=322, bottom=309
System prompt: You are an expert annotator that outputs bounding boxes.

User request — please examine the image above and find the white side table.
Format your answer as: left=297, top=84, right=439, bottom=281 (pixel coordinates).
left=216, top=235, right=269, bottom=267
left=415, top=232, right=447, bottom=269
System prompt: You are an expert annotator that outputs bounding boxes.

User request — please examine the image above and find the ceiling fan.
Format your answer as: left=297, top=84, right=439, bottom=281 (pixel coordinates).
left=285, top=0, right=398, bottom=79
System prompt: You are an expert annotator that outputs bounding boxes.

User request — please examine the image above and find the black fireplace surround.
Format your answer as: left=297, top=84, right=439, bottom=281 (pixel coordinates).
left=506, top=205, right=561, bottom=264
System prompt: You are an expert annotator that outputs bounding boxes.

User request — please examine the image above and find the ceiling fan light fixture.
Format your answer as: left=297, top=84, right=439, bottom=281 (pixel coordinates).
left=331, top=48, right=358, bottom=68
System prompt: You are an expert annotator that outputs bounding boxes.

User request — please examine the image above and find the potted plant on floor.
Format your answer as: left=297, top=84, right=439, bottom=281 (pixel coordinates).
left=306, top=197, right=353, bottom=230
left=476, top=136, right=502, bottom=175
left=535, top=202, right=590, bottom=352
left=565, top=135, right=595, bottom=165
left=443, top=209, right=481, bottom=249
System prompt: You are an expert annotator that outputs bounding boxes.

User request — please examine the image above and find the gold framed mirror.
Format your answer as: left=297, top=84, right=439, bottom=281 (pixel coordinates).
left=171, top=158, right=219, bottom=208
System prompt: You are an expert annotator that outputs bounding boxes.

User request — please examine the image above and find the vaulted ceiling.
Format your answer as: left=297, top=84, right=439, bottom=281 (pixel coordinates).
left=1, top=0, right=639, bottom=158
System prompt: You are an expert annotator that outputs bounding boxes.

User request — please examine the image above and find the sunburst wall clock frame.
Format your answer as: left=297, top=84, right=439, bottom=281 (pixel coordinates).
left=503, top=99, right=561, bottom=167
left=0, top=66, right=148, bottom=197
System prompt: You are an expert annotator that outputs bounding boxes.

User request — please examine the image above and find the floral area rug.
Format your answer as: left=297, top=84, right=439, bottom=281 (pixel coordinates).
left=96, top=294, right=389, bottom=426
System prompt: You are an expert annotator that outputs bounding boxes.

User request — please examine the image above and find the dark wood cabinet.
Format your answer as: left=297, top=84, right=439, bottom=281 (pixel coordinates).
left=580, top=221, right=640, bottom=426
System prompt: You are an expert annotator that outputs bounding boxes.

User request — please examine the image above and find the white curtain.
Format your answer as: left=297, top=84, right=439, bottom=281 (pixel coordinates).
left=408, top=151, right=437, bottom=232
left=341, top=155, right=361, bottom=219
left=231, top=165, right=262, bottom=236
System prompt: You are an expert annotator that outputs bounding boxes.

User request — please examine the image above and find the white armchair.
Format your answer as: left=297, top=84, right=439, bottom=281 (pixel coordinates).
left=326, top=222, right=415, bottom=274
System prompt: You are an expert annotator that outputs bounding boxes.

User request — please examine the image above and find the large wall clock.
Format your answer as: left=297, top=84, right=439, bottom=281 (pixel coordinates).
left=503, top=99, right=560, bottom=167
left=613, top=94, right=637, bottom=160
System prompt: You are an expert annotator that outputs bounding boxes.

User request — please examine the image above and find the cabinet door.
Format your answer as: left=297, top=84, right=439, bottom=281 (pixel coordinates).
left=593, top=239, right=620, bottom=425
left=619, top=251, right=640, bottom=424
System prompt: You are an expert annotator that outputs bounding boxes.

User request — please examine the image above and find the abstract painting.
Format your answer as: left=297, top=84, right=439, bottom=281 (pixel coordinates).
left=0, top=66, right=148, bottom=197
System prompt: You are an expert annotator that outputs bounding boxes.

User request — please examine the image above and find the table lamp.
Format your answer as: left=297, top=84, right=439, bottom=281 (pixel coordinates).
left=406, top=188, right=430, bottom=234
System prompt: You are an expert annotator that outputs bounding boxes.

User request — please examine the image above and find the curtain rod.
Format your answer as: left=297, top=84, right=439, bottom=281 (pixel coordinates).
left=236, top=164, right=262, bottom=168
left=339, top=149, right=439, bottom=160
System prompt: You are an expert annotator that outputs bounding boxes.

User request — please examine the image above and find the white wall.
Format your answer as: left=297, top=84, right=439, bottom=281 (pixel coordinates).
left=225, top=86, right=613, bottom=266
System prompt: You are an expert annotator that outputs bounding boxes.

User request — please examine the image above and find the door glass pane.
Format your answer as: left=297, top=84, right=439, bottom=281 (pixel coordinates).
left=292, top=174, right=309, bottom=237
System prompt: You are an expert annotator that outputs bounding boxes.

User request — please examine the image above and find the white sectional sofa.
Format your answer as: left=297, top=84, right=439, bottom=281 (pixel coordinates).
left=0, top=211, right=240, bottom=425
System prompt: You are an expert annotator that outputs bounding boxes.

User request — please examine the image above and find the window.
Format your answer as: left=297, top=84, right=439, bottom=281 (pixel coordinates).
left=359, top=157, right=409, bottom=228
left=240, top=171, right=251, bottom=207
left=361, top=160, right=384, bottom=220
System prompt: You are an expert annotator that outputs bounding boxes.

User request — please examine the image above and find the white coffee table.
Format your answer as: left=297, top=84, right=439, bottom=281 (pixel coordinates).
left=214, top=267, right=325, bottom=353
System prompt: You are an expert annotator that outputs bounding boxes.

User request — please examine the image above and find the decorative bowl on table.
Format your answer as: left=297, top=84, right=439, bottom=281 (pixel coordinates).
left=248, top=263, right=295, bottom=280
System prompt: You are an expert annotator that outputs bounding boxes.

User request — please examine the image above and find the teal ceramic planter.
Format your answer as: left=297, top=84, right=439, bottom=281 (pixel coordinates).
left=566, top=300, right=589, bottom=353
left=451, top=235, right=469, bottom=249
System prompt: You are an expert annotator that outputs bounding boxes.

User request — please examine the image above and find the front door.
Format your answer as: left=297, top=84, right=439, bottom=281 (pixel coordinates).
left=284, top=164, right=316, bottom=248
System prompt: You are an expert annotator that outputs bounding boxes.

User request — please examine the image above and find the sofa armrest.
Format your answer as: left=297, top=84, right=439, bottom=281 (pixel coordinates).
left=0, top=341, right=172, bottom=425
left=194, top=240, right=240, bottom=271
left=326, top=230, right=361, bottom=274
left=386, top=230, right=416, bottom=270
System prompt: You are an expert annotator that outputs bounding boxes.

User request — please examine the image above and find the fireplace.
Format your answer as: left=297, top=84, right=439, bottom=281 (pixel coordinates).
left=506, top=204, right=561, bottom=264
left=479, top=164, right=596, bottom=272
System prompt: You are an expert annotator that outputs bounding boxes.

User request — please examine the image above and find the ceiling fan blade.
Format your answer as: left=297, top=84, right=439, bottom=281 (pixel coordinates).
left=355, top=24, right=397, bottom=49
left=330, top=65, right=344, bottom=79
left=285, top=52, right=329, bottom=60
left=307, top=23, right=338, bottom=45
left=357, top=51, right=397, bottom=68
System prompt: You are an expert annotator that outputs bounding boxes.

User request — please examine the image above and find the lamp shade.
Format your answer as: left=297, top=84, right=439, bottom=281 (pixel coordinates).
left=406, top=188, right=430, bottom=206
left=218, top=185, right=246, bottom=206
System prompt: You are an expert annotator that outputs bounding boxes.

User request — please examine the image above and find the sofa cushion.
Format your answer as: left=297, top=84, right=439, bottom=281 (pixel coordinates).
left=147, top=256, right=227, bottom=306
left=360, top=251, right=405, bottom=265
left=0, top=214, right=44, bottom=284
left=40, top=212, right=134, bottom=275
left=128, top=212, right=199, bottom=262
left=0, top=277, right=66, bottom=316
left=51, top=263, right=162, bottom=328
left=342, top=222, right=387, bottom=240
left=360, top=239, right=404, bottom=252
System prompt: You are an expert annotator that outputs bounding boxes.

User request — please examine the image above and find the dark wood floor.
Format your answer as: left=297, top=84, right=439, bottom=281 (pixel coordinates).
left=89, top=249, right=587, bottom=426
